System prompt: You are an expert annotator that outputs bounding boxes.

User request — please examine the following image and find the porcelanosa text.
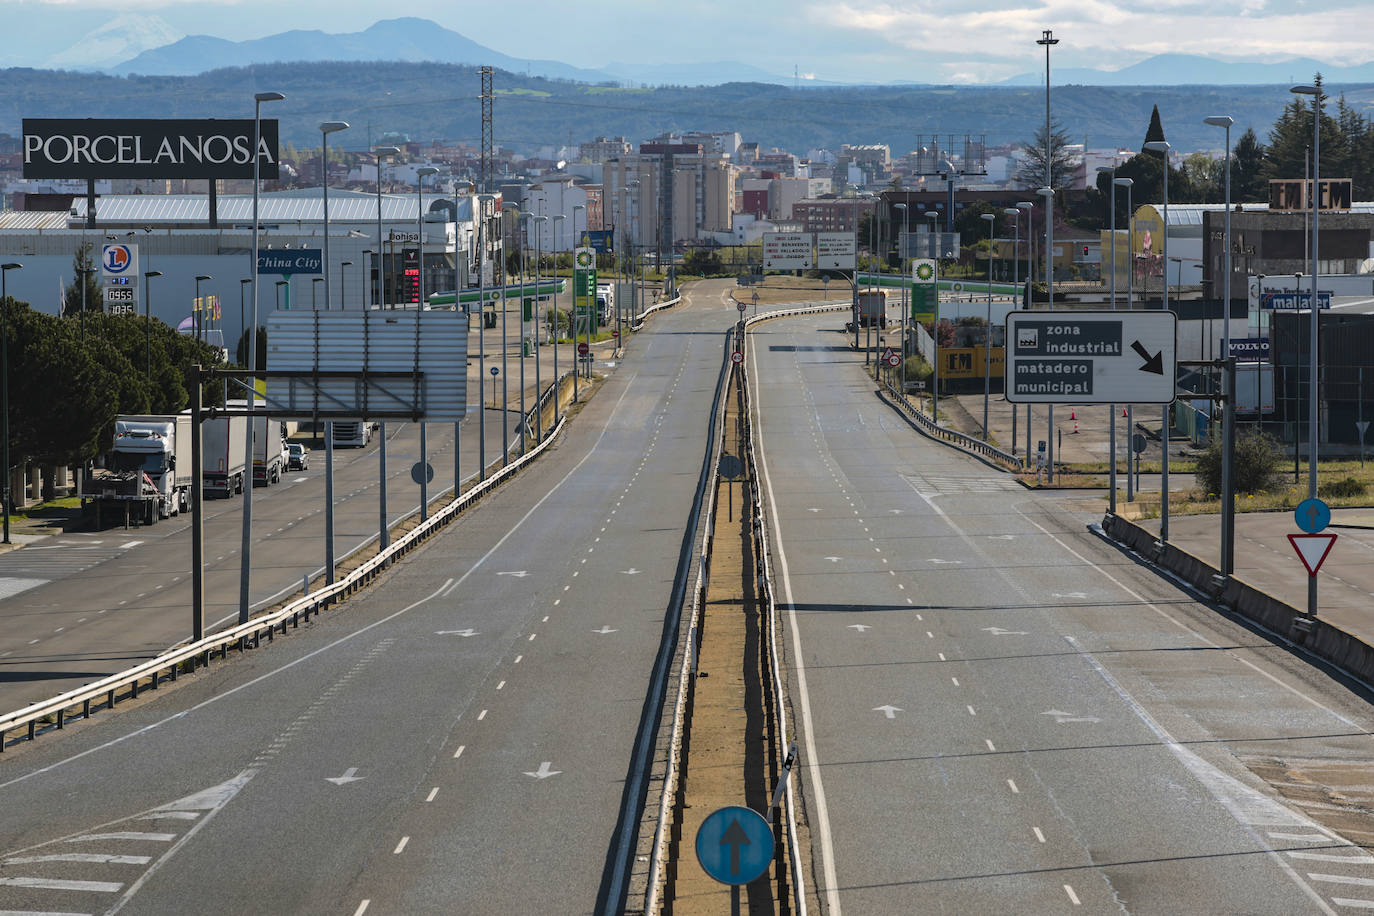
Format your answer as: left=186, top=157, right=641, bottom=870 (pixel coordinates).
left=25, top=133, right=272, bottom=169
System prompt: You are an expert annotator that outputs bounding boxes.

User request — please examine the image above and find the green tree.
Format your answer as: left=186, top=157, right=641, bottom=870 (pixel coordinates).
left=1195, top=429, right=1284, bottom=495
left=1232, top=128, right=1267, bottom=202
left=682, top=247, right=723, bottom=276
left=1261, top=76, right=1345, bottom=186
left=1014, top=119, right=1074, bottom=191
left=1178, top=152, right=1222, bottom=203
left=63, top=242, right=103, bottom=318
left=1142, top=104, right=1167, bottom=148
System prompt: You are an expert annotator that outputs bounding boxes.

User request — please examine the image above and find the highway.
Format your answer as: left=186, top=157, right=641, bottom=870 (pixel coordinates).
left=0, top=410, right=516, bottom=711
left=749, top=312, right=1374, bottom=913
left=0, top=280, right=740, bottom=914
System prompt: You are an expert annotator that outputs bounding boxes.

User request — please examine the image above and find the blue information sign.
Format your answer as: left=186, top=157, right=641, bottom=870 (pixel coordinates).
left=695, top=805, right=773, bottom=885
left=258, top=249, right=323, bottom=275
left=1295, top=497, right=1331, bottom=534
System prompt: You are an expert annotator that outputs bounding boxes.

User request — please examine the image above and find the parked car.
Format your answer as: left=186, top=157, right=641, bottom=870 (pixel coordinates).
left=287, top=442, right=310, bottom=471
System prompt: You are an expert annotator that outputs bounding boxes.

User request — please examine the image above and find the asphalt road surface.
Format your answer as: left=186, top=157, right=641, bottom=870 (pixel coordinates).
left=0, top=280, right=740, bottom=915
left=750, top=312, right=1374, bottom=913
left=0, top=410, right=517, bottom=712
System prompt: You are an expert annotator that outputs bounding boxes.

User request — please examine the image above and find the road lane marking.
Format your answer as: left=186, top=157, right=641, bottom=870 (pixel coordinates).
left=3, top=852, right=151, bottom=865
left=1272, top=832, right=1335, bottom=842
left=967, top=706, right=977, bottom=716
left=453, top=745, right=465, bottom=758
left=426, top=788, right=439, bottom=802
left=514, top=655, right=522, bottom=664
left=1290, top=852, right=1374, bottom=863
left=496, top=681, right=505, bottom=690
left=477, top=710, right=487, bottom=720
left=1007, top=779, right=1019, bottom=793
left=1033, top=827, right=1046, bottom=843
left=1330, top=899, right=1374, bottom=909
left=393, top=836, right=409, bottom=854
left=68, top=832, right=175, bottom=843
left=0, top=875, right=122, bottom=891
left=1064, top=884, right=1081, bottom=905
left=528, top=633, right=536, bottom=641
left=985, top=739, right=996, bottom=751
left=1310, top=875, right=1374, bottom=887
left=951, top=678, right=960, bottom=686
left=938, top=653, right=946, bottom=661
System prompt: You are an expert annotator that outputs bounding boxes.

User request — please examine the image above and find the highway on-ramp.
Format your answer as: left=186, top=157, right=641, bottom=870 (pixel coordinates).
left=0, top=280, right=740, bottom=915
left=750, top=312, right=1374, bottom=913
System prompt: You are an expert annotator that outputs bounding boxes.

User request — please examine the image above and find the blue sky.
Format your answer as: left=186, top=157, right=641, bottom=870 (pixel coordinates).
left=11, top=0, right=1369, bottom=83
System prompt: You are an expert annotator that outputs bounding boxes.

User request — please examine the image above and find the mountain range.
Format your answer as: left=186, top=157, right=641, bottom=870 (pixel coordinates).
left=50, top=17, right=1373, bottom=89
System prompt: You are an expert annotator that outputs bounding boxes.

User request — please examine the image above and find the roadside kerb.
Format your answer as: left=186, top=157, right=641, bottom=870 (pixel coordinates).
left=0, top=413, right=569, bottom=752
left=1100, top=513, right=1374, bottom=690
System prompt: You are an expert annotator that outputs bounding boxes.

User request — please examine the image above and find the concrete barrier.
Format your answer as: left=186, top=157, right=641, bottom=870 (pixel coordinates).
left=1101, top=513, right=1374, bottom=687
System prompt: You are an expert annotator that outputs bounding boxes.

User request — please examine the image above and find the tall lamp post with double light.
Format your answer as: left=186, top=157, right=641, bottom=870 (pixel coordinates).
left=925, top=209, right=941, bottom=422
left=552, top=213, right=566, bottom=422
left=319, top=120, right=348, bottom=586
left=1, top=262, right=21, bottom=543
left=894, top=202, right=909, bottom=393
left=1098, top=163, right=1122, bottom=512
left=1291, top=83, right=1323, bottom=622
left=533, top=214, right=549, bottom=442
left=1004, top=207, right=1022, bottom=454
left=1016, top=201, right=1034, bottom=460
left=1115, top=177, right=1136, bottom=500
left=1037, top=186, right=1056, bottom=480
left=572, top=203, right=585, bottom=401
left=1143, top=140, right=1172, bottom=541
left=241, top=89, right=284, bottom=626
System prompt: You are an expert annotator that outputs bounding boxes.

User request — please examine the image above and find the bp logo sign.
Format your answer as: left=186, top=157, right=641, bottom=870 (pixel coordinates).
left=913, top=259, right=935, bottom=283
left=575, top=249, right=594, bottom=269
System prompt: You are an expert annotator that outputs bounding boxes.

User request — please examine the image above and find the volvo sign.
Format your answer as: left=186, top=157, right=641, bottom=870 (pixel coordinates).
left=22, top=118, right=280, bottom=180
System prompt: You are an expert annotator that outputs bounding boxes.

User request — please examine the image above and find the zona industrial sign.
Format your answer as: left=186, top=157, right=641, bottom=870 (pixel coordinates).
left=22, top=118, right=280, bottom=180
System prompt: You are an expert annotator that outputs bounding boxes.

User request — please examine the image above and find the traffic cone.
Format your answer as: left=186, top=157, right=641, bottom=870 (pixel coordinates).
left=1122, top=407, right=1128, bottom=418
left=1070, top=410, right=1076, bottom=421
left=1072, top=416, right=1080, bottom=434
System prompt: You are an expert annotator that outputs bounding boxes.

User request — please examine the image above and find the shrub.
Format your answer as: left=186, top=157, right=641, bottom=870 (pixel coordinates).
left=1319, top=476, right=1368, bottom=499
left=1194, top=429, right=1285, bottom=495
left=901, top=354, right=933, bottom=383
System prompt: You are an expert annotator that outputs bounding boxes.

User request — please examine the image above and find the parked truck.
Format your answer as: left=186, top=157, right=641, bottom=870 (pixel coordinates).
left=202, top=413, right=249, bottom=498
left=253, top=416, right=289, bottom=486
left=82, top=414, right=193, bottom=526
left=845, top=292, right=888, bottom=332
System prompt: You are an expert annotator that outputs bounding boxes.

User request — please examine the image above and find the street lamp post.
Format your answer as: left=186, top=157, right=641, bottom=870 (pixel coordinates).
left=894, top=202, right=908, bottom=395
left=533, top=214, right=548, bottom=442
left=476, top=193, right=492, bottom=480
left=1144, top=140, right=1172, bottom=541
left=1004, top=208, right=1021, bottom=456
left=516, top=210, right=530, bottom=457
left=572, top=203, right=585, bottom=402
left=1037, top=186, right=1056, bottom=480
left=1017, top=201, right=1034, bottom=461
left=1205, top=114, right=1236, bottom=578
left=416, top=166, right=438, bottom=512
left=980, top=212, right=996, bottom=439
left=1291, top=83, right=1322, bottom=621
left=194, top=275, right=212, bottom=345
left=242, top=89, right=284, bottom=626
left=320, top=117, right=351, bottom=589
left=925, top=209, right=941, bottom=423
left=552, top=213, right=566, bottom=424
left=143, top=270, right=163, bottom=382
left=1115, top=177, right=1135, bottom=500
left=1098, top=164, right=1122, bottom=513
left=1, top=262, right=21, bottom=543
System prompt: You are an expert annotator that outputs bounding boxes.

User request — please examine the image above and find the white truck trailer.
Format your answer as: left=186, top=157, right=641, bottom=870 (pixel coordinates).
left=252, top=416, right=289, bottom=486
left=202, top=413, right=249, bottom=498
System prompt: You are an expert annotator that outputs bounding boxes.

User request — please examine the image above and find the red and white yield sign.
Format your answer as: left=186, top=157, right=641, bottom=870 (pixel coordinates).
left=1288, top=533, right=1338, bottom=576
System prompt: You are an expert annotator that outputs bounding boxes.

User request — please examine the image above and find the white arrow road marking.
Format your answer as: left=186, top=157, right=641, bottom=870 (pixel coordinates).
left=435, top=629, right=478, bottom=637
left=1053, top=592, right=1089, bottom=599
left=848, top=625, right=872, bottom=632
left=824, top=557, right=843, bottom=563
left=982, top=626, right=1029, bottom=636
left=808, top=507, right=821, bottom=512
left=325, top=768, right=365, bottom=785
left=497, top=571, right=528, bottom=578
left=593, top=626, right=618, bottom=634
left=119, top=540, right=143, bottom=549
left=988, top=534, right=1015, bottom=540
left=927, top=558, right=962, bottom=564
left=873, top=705, right=903, bottom=719
left=524, top=762, right=561, bottom=779
left=889, top=509, right=903, bottom=514
left=621, top=568, right=641, bottom=575
left=1042, top=710, right=1101, bottom=724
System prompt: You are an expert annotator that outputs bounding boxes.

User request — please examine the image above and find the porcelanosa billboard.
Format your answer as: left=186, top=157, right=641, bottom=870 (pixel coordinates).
left=22, top=118, right=280, bottom=180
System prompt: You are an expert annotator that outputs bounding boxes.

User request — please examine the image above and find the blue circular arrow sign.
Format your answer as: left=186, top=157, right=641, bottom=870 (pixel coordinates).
left=1295, top=497, right=1331, bottom=534
left=695, top=805, right=773, bottom=885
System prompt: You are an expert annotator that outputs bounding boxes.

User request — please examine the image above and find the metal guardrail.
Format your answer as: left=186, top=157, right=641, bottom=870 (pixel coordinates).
left=633, top=293, right=682, bottom=329
left=875, top=378, right=1023, bottom=470
left=0, top=412, right=569, bottom=752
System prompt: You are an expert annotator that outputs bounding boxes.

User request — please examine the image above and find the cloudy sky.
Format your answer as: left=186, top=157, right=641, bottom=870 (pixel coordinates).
left=11, top=0, right=1369, bottom=83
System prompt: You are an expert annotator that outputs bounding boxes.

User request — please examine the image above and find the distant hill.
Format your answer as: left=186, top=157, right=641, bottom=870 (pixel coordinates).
left=1001, top=53, right=1374, bottom=86
left=111, top=18, right=615, bottom=84
left=5, top=60, right=1370, bottom=155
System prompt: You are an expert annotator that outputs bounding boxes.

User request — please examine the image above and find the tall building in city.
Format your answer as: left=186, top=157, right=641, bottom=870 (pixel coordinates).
left=604, top=142, right=734, bottom=249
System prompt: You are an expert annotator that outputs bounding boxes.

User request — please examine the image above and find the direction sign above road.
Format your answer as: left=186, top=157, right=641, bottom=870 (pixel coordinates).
left=1005, top=310, right=1177, bottom=405
left=763, top=232, right=813, bottom=270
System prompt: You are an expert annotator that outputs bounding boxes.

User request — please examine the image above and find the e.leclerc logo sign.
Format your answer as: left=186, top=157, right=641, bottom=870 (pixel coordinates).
left=102, top=244, right=135, bottom=275
left=258, top=250, right=323, bottom=275
left=22, top=118, right=279, bottom=181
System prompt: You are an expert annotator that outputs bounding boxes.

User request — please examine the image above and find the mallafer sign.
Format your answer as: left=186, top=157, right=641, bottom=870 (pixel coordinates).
left=23, top=118, right=279, bottom=180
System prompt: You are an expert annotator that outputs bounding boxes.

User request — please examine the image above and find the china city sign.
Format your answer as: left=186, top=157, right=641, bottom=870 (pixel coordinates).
left=1005, top=310, right=1177, bottom=404
left=22, top=118, right=280, bottom=180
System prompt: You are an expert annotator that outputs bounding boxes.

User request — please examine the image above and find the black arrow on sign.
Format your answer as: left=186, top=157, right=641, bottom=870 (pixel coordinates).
left=721, top=817, right=751, bottom=875
left=1131, top=340, right=1164, bottom=375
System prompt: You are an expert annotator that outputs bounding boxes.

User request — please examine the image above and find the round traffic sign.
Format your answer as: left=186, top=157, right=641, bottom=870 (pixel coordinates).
left=1131, top=433, right=1147, bottom=454
left=612, top=329, right=620, bottom=338
left=1295, top=497, right=1331, bottom=534
left=695, top=805, right=773, bottom=886
left=731, top=350, right=743, bottom=364
left=490, top=366, right=499, bottom=376
left=410, top=462, right=434, bottom=485
left=737, top=302, right=747, bottom=313
left=887, top=353, right=901, bottom=367
left=577, top=342, right=590, bottom=356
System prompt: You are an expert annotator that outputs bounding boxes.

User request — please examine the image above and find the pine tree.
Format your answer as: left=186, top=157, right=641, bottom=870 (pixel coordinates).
left=1014, top=119, right=1074, bottom=191
left=1142, top=104, right=1166, bottom=151
left=63, top=242, right=103, bottom=318
left=1232, top=128, right=1267, bottom=203
left=1261, top=75, right=1344, bottom=185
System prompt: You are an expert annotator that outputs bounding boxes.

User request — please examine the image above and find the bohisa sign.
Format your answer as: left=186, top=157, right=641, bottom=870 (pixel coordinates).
left=22, top=118, right=280, bottom=180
